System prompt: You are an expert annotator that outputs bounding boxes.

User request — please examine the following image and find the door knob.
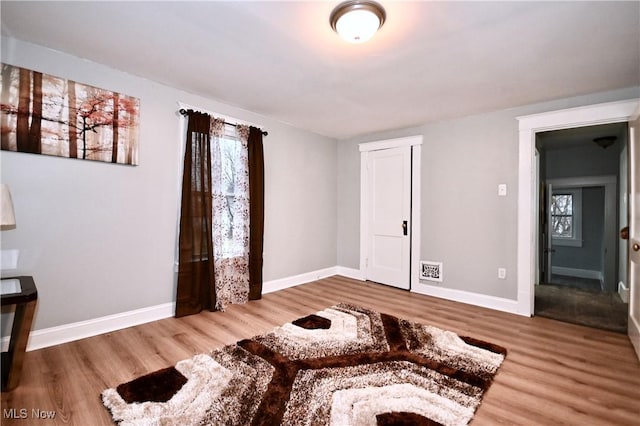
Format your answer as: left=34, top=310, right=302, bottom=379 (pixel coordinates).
left=402, top=220, right=408, bottom=236
left=634, top=243, right=640, bottom=252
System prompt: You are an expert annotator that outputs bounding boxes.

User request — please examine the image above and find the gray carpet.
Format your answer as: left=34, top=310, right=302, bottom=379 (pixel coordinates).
left=549, top=274, right=602, bottom=292
left=535, top=283, right=628, bottom=334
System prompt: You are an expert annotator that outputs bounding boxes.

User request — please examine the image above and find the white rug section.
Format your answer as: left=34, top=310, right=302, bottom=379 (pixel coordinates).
left=330, top=383, right=475, bottom=426
left=275, top=308, right=361, bottom=343
left=102, top=354, right=231, bottom=426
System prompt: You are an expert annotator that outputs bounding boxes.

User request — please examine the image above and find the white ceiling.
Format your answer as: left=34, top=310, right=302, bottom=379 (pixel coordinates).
left=1, top=1, right=639, bottom=140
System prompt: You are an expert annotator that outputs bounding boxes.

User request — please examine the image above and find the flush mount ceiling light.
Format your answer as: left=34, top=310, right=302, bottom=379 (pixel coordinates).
left=593, top=136, right=617, bottom=149
left=330, top=1, right=386, bottom=44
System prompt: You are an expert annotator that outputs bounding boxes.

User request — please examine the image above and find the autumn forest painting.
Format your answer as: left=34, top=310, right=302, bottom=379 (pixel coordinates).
left=1, top=64, right=139, bottom=165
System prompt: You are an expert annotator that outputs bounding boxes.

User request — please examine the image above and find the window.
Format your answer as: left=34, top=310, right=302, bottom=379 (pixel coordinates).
left=550, top=187, right=582, bottom=247
left=551, top=194, right=573, bottom=237
left=213, top=126, right=249, bottom=259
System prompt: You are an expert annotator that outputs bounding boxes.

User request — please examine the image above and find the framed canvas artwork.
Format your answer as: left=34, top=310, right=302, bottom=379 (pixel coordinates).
left=1, top=63, right=139, bottom=165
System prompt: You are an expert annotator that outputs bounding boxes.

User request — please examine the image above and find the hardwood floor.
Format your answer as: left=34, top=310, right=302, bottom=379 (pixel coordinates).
left=2, top=276, right=639, bottom=425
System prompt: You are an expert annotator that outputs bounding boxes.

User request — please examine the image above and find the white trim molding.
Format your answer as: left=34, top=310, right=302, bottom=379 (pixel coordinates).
left=261, top=267, right=337, bottom=294
left=335, top=266, right=365, bottom=281
left=2, top=302, right=175, bottom=352
left=619, top=281, right=630, bottom=304
left=517, top=98, right=640, bottom=317
left=2, top=264, right=533, bottom=352
left=359, top=135, right=423, bottom=153
left=2, top=267, right=344, bottom=352
left=412, top=282, right=520, bottom=315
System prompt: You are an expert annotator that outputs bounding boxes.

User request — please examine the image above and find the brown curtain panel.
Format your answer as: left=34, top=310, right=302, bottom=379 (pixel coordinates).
left=175, top=111, right=216, bottom=317
left=248, top=126, right=264, bottom=300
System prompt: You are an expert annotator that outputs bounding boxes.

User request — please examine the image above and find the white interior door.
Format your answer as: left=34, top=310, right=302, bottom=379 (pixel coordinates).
left=365, top=146, right=411, bottom=289
left=628, top=115, right=640, bottom=359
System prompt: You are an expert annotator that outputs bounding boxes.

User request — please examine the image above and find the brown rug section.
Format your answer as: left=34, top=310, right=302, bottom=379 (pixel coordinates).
left=102, top=304, right=507, bottom=425
left=117, top=367, right=187, bottom=404
left=292, top=314, right=332, bottom=330
left=535, top=283, right=628, bottom=334
left=376, top=411, right=443, bottom=425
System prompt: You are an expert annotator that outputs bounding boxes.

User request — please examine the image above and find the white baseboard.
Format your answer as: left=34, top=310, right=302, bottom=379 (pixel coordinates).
left=335, top=266, right=364, bottom=281
left=618, top=281, right=630, bottom=304
left=2, top=302, right=175, bottom=352
left=551, top=266, right=602, bottom=281
left=335, top=268, right=521, bottom=316
left=262, top=267, right=338, bottom=294
left=2, top=265, right=527, bottom=352
left=0, top=267, right=342, bottom=352
left=411, top=282, right=522, bottom=316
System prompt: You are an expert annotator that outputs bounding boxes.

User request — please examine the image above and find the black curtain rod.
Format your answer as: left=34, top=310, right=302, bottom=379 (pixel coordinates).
left=178, top=108, right=268, bottom=136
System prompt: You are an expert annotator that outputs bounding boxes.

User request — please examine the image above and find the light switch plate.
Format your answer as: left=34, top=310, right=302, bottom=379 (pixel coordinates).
left=498, top=268, right=506, bottom=279
left=0, top=249, right=19, bottom=270
left=498, top=184, right=507, bottom=196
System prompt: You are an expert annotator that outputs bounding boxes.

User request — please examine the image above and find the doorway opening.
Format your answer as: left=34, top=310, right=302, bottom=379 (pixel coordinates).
left=534, top=123, right=629, bottom=333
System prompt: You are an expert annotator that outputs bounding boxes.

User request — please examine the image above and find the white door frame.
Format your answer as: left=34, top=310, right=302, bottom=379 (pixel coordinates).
left=545, top=182, right=553, bottom=284
left=628, top=114, right=640, bottom=359
left=517, top=98, right=640, bottom=316
left=360, top=135, right=423, bottom=289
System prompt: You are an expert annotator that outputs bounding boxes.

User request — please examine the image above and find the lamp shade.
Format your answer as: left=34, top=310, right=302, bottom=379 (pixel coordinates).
left=1, top=184, right=16, bottom=228
left=330, top=1, right=386, bottom=44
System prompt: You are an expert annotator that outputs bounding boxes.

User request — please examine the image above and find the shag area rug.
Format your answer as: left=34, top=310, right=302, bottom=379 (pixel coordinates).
left=102, top=303, right=507, bottom=425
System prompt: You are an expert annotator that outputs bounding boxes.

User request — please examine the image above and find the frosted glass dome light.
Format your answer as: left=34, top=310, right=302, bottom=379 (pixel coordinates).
left=330, top=1, right=386, bottom=44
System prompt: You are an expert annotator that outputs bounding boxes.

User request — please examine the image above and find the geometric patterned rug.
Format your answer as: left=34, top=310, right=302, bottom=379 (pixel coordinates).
left=102, top=303, right=507, bottom=425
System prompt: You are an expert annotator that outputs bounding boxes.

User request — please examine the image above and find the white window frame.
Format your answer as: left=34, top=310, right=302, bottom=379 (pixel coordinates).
left=550, top=187, right=582, bottom=247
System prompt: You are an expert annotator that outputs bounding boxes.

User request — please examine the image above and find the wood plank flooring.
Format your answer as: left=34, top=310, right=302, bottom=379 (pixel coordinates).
left=2, top=276, right=639, bottom=425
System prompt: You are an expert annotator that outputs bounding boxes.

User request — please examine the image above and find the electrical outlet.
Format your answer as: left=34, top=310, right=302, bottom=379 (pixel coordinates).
left=498, top=268, right=506, bottom=279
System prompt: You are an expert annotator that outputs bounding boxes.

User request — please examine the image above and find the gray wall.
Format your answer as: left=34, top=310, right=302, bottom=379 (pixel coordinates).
left=336, top=86, right=640, bottom=301
left=545, top=142, right=620, bottom=179
left=1, top=38, right=337, bottom=332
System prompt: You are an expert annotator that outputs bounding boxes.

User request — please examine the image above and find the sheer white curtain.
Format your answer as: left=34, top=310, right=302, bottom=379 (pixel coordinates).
left=210, top=119, right=250, bottom=310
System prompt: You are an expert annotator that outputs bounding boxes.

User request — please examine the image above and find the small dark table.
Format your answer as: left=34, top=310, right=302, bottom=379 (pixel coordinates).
left=1, top=276, right=37, bottom=391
